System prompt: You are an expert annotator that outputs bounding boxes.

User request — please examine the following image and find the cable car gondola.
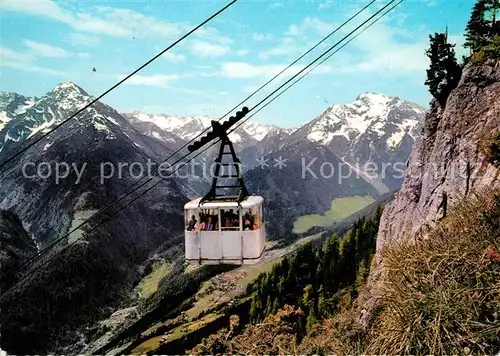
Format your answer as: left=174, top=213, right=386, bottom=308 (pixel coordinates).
left=184, top=108, right=266, bottom=265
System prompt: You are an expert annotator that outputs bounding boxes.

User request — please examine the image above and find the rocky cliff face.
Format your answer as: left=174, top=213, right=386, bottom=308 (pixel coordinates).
left=376, top=61, right=500, bottom=260
left=0, top=210, right=37, bottom=291
left=358, top=60, right=500, bottom=327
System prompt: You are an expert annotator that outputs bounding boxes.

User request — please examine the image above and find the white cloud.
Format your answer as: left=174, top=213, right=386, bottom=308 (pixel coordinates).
left=259, top=38, right=302, bottom=60
left=0, top=47, right=66, bottom=76
left=259, top=17, right=338, bottom=60
left=236, top=49, right=250, bottom=56
left=118, top=74, right=180, bottom=87
left=220, top=62, right=332, bottom=79
left=66, top=33, right=102, bottom=46
left=3, top=0, right=71, bottom=22
left=318, top=0, right=335, bottom=10
left=3, top=0, right=131, bottom=37
left=90, top=6, right=185, bottom=38
left=268, top=2, right=284, bottom=10
left=194, top=26, right=233, bottom=46
left=330, top=12, right=430, bottom=76
left=3, top=0, right=226, bottom=45
left=162, top=52, right=186, bottom=62
left=1, top=47, right=32, bottom=64
left=285, top=17, right=337, bottom=37
left=252, top=33, right=273, bottom=41
left=190, top=41, right=229, bottom=57
left=24, top=40, right=72, bottom=58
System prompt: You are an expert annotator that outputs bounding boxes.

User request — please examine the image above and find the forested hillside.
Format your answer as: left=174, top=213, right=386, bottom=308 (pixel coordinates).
left=187, top=206, right=383, bottom=354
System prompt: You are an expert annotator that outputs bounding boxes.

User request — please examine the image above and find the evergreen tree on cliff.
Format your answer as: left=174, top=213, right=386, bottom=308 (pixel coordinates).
left=425, top=31, right=461, bottom=105
left=465, top=0, right=489, bottom=51
left=484, top=0, right=500, bottom=35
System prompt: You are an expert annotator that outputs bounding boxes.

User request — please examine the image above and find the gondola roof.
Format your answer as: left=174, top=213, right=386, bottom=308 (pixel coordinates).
left=184, top=196, right=263, bottom=209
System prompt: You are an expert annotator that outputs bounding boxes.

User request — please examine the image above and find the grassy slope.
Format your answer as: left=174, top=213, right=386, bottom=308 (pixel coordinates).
left=293, top=195, right=375, bottom=234
left=183, top=190, right=500, bottom=355
left=128, top=233, right=323, bottom=355
left=136, top=261, right=173, bottom=299
left=298, top=191, right=500, bottom=354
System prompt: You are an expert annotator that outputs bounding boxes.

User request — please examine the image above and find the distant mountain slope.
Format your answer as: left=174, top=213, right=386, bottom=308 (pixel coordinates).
left=245, top=140, right=380, bottom=240
left=0, top=209, right=37, bottom=291
left=0, top=82, right=189, bottom=246
left=123, top=110, right=285, bottom=149
left=0, top=83, right=190, bottom=354
left=290, top=93, right=426, bottom=190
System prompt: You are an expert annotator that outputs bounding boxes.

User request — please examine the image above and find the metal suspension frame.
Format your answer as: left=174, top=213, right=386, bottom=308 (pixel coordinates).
left=199, top=121, right=249, bottom=205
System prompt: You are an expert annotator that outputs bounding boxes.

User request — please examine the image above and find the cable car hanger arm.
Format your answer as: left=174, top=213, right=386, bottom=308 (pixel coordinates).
left=190, top=107, right=250, bottom=205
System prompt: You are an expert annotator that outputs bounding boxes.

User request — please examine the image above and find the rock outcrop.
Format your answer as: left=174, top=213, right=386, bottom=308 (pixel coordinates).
left=377, top=60, right=500, bottom=259
left=360, top=60, right=500, bottom=327
left=0, top=210, right=37, bottom=291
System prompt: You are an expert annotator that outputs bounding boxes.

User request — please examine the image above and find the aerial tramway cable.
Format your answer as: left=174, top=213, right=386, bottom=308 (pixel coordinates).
left=16, top=0, right=377, bottom=269
left=246, top=0, right=401, bottom=116
left=231, top=0, right=404, bottom=133
left=0, top=0, right=238, bottom=171
left=89, top=0, right=403, bottom=242
left=2, top=0, right=402, bottom=297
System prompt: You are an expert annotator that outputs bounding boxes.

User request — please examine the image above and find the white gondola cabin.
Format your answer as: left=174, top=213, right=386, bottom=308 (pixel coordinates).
left=183, top=108, right=266, bottom=265
left=184, top=196, right=265, bottom=265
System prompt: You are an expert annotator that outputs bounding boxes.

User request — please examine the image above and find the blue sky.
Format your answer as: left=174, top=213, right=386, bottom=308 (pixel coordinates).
left=2, top=0, right=474, bottom=128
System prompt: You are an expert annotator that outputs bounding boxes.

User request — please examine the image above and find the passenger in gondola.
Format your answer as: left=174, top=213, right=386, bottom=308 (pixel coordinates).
left=227, top=209, right=237, bottom=227
left=249, top=215, right=255, bottom=230
left=205, top=216, right=214, bottom=231
left=243, top=213, right=252, bottom=230
left=232, top=215, right=239, bottom=228
left=250, top=215, right=257, bottom=230
left=187, top=215, right=197, bottom=231
left=223, top=212, right=232, bottom=228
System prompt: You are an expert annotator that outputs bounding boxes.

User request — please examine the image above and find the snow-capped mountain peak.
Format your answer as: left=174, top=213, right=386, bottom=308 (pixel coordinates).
left=48, top=82, right=93, bottom=112
left=124, top=110, right=283, bottom=145
left=126, top=111, right=213, bottom=141
left=356, top=91, right=393, bottom=104
left=0, top=82, right=125, bottom=151
left=305, top=92, right=425, bottom=148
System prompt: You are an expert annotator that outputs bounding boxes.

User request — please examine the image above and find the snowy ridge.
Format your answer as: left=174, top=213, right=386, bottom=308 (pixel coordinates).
left=0, top=92, right=35, bottom=132
left=305, top=92, right=425, bottom=150
left=127, top=111, right=212, bottom=140
left=125, top=110, right=281, bottom=143
left=0, top=82, right=126, bottom=151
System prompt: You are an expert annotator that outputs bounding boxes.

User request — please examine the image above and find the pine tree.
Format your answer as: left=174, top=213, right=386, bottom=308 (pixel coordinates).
left=264, top=295, right=273, bottom=317
left=425, top=31, right=461, bottom=105
left=317, top=285, right=326, bottom=317
left=301, top=284, right=314, bottom=310
left=278, top=276, right=286, bottom=294
left=321, top=234, right=340, bottom=292
left=374, top=204, right=383, bottom=223
left=306, top=309, right=317, bottom=333
left=249, top=295, right=261, bottom=322
left=465, top=0, right=489, bottom=52
left=485, top=0, right=500, bottom=36
left=271, top=298, right=280, bottom=314
left=339, top=231, right=357, bottom=287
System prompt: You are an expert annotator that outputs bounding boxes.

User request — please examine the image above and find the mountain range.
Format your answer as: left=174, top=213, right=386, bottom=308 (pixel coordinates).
left=0, top=81, right=425, bottom=353
left=0, top=82, right=426, bottom=244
